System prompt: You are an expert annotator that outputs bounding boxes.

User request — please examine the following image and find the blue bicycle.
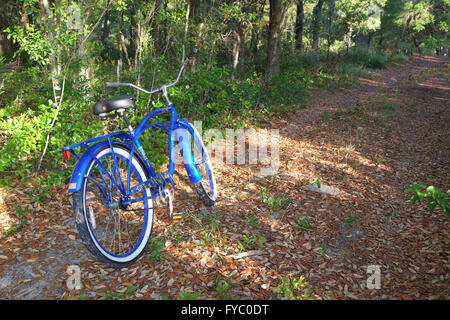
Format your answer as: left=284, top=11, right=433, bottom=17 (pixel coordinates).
left=61, top=49, right=217, bottom=267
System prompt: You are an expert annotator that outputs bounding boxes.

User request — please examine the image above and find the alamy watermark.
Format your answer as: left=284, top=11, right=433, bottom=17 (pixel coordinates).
left=66, top=3, right=83, bottom=31
left=172, top=121, right=280, bottom=176
left=366, top=265, right=381, bottom=290
left=367, top=5, right=384, bottom=30
left=66, top=265, right=82, bottom=290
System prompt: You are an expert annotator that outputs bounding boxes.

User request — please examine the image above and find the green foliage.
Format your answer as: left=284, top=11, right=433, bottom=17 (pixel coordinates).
left=294, top=216, right=311, bottom=231
left=380, top=0, right=447, bottom=52
left=405, top=184, right=449, bottom=218
left=0, top=63, right=103, bottom=183
left=0, top=101, right=53, bottom=173
left=4, top=25, right=51, bottom=65
left=313, top=176, right=322, bottom=188
left=178, top=290, right=202, bottom=300
left=397, top=1, right=435, bottom=33
left=2, top=220, right=28, bottom=237
left=2, top=205, right=29, bottom=237
left=195, top=210, right=219, bottom=234
left=32, top=185, right=51, bottom=205
left=347, top=47, right=387, bottom=69
left=0, top=66, right=51, bottom=109
left=261, top=193, right=292, bottom=210
left=236, top=231, right=266, bottom=251
left=192, top=210, right=221, bottom=248
left=388, top=53, right=409, bottom=63
left=246, top=215, right=259, bottom=228
left=137, top=128, right=167, bottom=170
left=318, top=241, right=328, bottom=254
left=145, top=238, right=165, bottom=262
left=101, top=284, right=138, bottom=300
left=345, top=211, right=359, bottom=225
left=275, top=276, right=314, bottom=300
left=215, top=275, right=233, bottom=300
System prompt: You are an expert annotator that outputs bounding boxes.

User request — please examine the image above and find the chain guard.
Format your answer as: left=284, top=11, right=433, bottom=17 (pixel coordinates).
left=128, top=172, right=175, bottom=215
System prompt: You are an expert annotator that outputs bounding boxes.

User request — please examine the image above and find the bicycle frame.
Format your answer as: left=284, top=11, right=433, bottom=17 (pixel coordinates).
left=61, top=103, right=202, bottom=198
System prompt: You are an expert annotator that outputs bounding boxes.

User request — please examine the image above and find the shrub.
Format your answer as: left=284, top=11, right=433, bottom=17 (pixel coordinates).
left=367, top=54, right=387, bottom=69
left=347, top=47, right=386, bottom=69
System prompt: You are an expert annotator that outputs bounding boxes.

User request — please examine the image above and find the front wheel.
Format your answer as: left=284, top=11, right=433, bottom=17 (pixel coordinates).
left=73, top=144, right=153, bottom=268
left=183, top=123, right=217, bottom=207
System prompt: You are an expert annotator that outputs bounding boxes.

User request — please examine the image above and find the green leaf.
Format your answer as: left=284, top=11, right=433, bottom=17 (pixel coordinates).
left=125, top=285, right=138, bottom=295
left=408, top=194, right=418, bottom=205
left=416, top=191, right=425, bottom=201
left=428, top=201, right=437, bottom=212
left=405, top=184, right=426, bottom=193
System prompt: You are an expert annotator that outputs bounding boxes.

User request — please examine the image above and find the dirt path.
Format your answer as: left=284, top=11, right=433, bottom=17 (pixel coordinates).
left=0, top=54, right=448, bottom=300
left=275, top=54, right=445, bottom=132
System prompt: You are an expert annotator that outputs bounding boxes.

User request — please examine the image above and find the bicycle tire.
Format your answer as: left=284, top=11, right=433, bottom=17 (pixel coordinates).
left=73, top=144, right=153, bottom=268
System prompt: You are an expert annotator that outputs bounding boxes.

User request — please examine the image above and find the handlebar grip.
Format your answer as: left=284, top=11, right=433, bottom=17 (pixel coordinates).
left=106, top=82, right=120, bottom=87
left=188, top=48, right=198, bottom=59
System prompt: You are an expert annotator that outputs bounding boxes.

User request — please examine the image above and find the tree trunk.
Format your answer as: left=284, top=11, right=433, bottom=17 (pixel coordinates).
left=20, top=1, right=30, bottom=29
left=249, top=1, right=265, bottom=58
left=0, top=32, right=7, bottom=57
left=129, top=8, right=136, bottom=61
left=345, top=24, right=353, bottom=53
left=101, top=1, right=110, bottom=46
left=119, top=10, right=132, bottom=71
left=183, top=0, right=190, bottom=62
left=188, top=0, right=202, bottom=73
left=150, top=0, right=163, bottom=56
left=232, top=1, right=247, bottom=80
left=325, top=0, right=335, bottom=64
left=0, top=16, right=10, bottom=57
left=367, top=32, right=372, bottom=49
left=39, top=0, right=60, bottom=96
left=231, top=27, right=244, bottom=80
left=189, top=0, right=201, bottom=24
left=412, top=35, right=420, bottom=51
left=378, top=29, right=383, bottom=47
left=266, top=0, right=284, bottom=82
left=311, top=0, right=325, bottom=51
left=294, top=0, right=304, bottom=50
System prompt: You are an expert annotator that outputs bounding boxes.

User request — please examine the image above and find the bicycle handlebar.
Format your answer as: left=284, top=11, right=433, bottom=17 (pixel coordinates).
left=106, top=48, right=198, bottom=96
left=105, top=82, right=159, bottom=94
left=105, top=82, right=120, bottom=87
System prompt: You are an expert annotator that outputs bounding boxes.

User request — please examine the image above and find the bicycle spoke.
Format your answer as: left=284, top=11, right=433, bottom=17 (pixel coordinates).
left=86, top=175, right=109, bottom=201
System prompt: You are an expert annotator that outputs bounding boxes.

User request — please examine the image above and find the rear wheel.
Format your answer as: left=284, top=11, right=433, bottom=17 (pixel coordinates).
left=73, top=144, right=153, bottom=268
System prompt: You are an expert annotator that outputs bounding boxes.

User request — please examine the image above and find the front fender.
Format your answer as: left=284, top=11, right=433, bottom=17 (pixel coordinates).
left=173, top=121, right=202, bottom=185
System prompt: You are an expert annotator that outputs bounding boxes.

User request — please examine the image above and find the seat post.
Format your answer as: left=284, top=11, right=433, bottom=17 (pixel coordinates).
left=117, top=109, right=134, bottom=134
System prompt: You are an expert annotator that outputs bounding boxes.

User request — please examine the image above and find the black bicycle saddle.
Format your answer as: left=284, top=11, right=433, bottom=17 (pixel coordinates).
left=93, top=95, right=134, bottom=116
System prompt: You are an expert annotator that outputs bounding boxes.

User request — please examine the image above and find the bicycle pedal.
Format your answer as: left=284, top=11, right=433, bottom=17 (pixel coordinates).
left=171, top=211, right=186, bottom=220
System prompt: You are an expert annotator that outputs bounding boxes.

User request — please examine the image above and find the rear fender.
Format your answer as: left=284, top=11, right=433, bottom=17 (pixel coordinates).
left=67, top=141, right=151, bottom=193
